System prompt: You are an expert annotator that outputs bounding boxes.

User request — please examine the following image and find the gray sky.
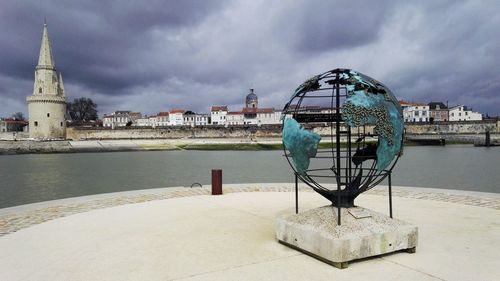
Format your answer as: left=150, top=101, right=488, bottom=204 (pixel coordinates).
left=1, top=0, right=499, bottom=117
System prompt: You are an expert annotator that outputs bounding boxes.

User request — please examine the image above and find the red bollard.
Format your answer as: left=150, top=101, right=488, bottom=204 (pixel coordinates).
left=211, top=169, right=223, bottom=195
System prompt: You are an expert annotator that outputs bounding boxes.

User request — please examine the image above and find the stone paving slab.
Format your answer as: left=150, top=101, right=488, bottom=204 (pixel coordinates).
left=1, top=191, right=499, bottom=281
left=0, top=184, right=499, bottom=237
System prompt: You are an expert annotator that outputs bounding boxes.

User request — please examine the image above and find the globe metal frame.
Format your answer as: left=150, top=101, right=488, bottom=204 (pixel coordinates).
left=281, top=68, right=403, bottom=225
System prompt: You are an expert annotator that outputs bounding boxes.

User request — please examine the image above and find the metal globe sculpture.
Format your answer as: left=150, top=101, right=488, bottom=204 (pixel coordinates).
left=282, top=68, right=404, bottom=210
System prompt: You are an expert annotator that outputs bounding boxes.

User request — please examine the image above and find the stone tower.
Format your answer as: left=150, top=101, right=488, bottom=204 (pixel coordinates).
left=245, top=88, right=258, bottom=108
left=26, top=23, right=67, bottom=139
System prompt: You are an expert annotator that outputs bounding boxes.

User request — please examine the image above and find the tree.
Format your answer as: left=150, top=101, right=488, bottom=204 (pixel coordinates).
left=11, top=112, right=25, bottom=121
left=67, top=98, right=98, bottom=122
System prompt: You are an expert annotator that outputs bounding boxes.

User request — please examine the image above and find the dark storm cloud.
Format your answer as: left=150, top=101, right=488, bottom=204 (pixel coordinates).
left=278, top=0, right=394, bottom=53
left=0, top=0, right=499, bottom=116
left=379, top=0, right=500, bottom=114
left=0, top=0, right=227, bottom=95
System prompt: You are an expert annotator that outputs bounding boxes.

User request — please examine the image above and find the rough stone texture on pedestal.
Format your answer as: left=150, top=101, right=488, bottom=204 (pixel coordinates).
left=276, top=206, right=418, bottom=267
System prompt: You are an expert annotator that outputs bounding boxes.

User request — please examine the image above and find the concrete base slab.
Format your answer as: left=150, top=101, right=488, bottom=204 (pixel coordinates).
left=276, top=206, right=418, bottom=268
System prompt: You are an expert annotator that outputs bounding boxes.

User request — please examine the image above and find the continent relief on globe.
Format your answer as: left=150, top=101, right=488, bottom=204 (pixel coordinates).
left=282, top=118, right=321, bottom=175
left=342, top=89, right=403, bottom=171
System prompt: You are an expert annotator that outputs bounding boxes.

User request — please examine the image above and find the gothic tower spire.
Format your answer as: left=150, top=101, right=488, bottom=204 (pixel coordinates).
left=37, top=23, right=55, bottom=70
left=27, top=22, right=67, bottom=139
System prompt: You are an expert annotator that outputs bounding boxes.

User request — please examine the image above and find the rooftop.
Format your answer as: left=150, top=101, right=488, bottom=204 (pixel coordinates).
left=170, top=109, right=185, bottom=114
left=399, top=100, right=426, bottom=106
left=0, top=184, right=498, bottom=280
left=227, top=111, right=243, bottom=115
left=428, top=101, right=448, bottom=110
left=211, top=105, right=228, bottom=112
left=0, top=119, right=28, bottom=124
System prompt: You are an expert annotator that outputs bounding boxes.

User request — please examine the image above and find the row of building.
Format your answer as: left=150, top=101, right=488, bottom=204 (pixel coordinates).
left=102, top=96, right=484, bottom=129
left=400, top=101, right=483, bottom=123
left=102, top=89, right=283, bottom=128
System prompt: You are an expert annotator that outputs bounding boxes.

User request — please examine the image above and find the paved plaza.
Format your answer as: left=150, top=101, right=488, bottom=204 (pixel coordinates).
left=0, top=184, right=499, bottom=280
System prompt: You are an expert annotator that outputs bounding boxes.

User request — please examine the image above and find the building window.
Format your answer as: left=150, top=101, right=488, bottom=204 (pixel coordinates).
left=47, top=113, right=50, bottom=117
left=61, top=122, right=63, bottom=127
left=34, top=121, right=38, bottom=126
left=39, top=87, right=42, bottom=93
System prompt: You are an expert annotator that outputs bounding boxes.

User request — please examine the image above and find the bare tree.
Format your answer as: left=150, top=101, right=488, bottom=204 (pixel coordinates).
left=11, top=112, right=25, bottom=121
left=67, top=98, right=98, bottom=122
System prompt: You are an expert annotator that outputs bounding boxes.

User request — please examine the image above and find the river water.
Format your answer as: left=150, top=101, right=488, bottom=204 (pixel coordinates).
left=0, top=145, right=498, bottom=208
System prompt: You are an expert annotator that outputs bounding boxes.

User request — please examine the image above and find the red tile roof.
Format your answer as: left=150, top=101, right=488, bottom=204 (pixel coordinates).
left=399, top=100, right=426, bottom=106
left=157, top=112, right=169, bottom=116
left=257, top=108, right=274, bottom=113
left=211, top=106, right=228, bottom=112
left=241, top=107, right=274, bottom=114
left=242, top=108, right=257, bottom=114
left=2, top=119, right=28, bottom=124
left=170, top=109, right=185, bottom=114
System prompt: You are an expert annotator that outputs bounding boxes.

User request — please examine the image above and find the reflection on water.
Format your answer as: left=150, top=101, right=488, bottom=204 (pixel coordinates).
left=0, top=145, right=498, bottom=208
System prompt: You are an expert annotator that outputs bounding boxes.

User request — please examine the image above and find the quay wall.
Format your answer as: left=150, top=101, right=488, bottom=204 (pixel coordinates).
left=404, top=120, right=498, bottom=134
left=0, top=132, right=29, bottom=140
left=66, top=126, right=282, bottom=140
left=67, top=120, right=498, bottom=140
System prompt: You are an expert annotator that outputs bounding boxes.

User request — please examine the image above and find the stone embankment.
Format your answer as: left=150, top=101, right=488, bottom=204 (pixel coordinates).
left=65, top=120, right=498, bottom=141
left=0, top=138, right=282, bottom=155
left=66, top=125, right=281, bottom=140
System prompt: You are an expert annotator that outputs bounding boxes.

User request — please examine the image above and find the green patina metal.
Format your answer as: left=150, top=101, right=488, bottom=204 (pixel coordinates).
left=282, top=118, right=321, bottom=175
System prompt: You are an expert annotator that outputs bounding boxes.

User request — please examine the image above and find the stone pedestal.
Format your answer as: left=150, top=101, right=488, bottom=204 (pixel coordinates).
left=276, top=206, right=418, bottom=268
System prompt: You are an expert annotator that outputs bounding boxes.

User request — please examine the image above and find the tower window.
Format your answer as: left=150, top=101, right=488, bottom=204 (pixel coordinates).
left=47, top=113, right=50, bottom=117
left=39, top=87, right=42, bottom=93
left=34, top=121, right=38, bottom=127
left=60, top=122, right=63, bottom=127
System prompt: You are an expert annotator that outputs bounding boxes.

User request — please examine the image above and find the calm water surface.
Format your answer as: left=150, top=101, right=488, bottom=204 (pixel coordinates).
left=0, top=145, right=498, bottom=208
